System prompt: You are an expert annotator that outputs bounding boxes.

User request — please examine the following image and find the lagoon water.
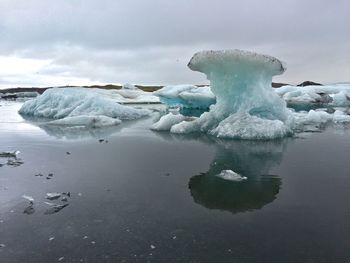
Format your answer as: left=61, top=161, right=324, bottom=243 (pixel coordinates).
left=1, top=101, right=350, bottom=262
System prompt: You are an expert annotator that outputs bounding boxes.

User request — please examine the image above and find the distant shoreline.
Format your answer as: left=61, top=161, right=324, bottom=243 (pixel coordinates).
left=0, top=82, right=293, bottom=95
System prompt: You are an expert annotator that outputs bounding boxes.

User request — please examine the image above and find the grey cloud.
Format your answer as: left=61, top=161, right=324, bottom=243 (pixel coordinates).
left=0, top=0, right=349, bottom=86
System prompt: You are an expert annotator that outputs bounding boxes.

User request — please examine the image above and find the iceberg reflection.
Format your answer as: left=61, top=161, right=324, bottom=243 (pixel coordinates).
left=188, top=138, right=288, bottom=213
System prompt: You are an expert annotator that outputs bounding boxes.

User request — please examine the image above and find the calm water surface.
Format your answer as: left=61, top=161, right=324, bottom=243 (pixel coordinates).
left=0, top=101, right=350, bottom=262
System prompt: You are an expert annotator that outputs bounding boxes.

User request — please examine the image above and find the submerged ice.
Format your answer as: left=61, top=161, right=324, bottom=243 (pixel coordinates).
left=154, top=49, right=294, bottom=139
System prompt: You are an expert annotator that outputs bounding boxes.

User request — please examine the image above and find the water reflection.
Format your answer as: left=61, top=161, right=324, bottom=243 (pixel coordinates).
left=189, top=139, right=287, bottom=213
left=155, top=132, right=289, bottom=213
left=38, top=124, right=124, bottom=140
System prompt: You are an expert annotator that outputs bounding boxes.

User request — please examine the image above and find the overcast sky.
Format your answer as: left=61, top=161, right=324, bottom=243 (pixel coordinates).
left=0, top=0, right=349, bottom=88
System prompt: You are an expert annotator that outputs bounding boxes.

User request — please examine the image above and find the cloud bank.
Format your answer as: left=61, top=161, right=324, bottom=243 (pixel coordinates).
left=0, top=0, right=349, bottom=88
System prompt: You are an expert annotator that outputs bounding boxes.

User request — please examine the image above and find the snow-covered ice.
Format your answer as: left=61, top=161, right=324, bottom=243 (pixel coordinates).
left=154, top=49, right=294, bottom=139
left=275, top=83, right=350, bottom=107
left=19, top=87, right=151, bottom=127
left=151, top=113, right=186, bottom=131
left=153, top=85, right=215, bottom=109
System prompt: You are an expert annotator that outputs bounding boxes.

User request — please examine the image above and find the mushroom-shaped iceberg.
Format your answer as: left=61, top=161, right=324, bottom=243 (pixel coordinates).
left=168, top=49, right=294, bottom=139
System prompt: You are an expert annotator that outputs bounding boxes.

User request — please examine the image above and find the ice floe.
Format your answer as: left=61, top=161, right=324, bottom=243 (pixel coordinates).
left=153, top=85, right=215, bottom=109
left=19, top=87, right=152, bottom=127
left=275, top=83, right=350, bottom=107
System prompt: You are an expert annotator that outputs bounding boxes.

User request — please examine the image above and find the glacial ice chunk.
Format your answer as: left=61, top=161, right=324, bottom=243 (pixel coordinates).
left=157, top=49, right=294, bottom=139
left=153, top=85, right=215, bottom=109
left=275, top=83, right=350, bottom=107
left=150, top=113, right=186, bottom=131
left=19, top=88, right=150, bottom=126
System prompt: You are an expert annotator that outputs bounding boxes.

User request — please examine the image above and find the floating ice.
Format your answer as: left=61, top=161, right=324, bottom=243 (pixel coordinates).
left=215, top=170, right=247, bottom=181
left=275, top=83, right=350, bottom=107
left=44, top=203, right=69, bottom=215
left=0, top=151, right=20, bottom=158
left=0, top=91, right=39, bottom=100
left=22, top=195, right=34, bottom=204
left=151, top=113, right=187, bottom=131
left=154, top=85, right=215, bottom=109
left=294, top=109, right=350, bottom=128
left=19, top=88, right=151, bottom=127
left=154, top=49, right=294, bottom=139
left=46, top=193, right=61, bottom=200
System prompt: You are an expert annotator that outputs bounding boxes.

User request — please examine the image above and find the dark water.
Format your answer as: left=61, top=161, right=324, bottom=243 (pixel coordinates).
left=1, top=102, right=350, bottom=262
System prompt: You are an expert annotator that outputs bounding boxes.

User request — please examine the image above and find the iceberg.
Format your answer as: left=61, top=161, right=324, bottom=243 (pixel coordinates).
left=153, top=85, right=215, bottom=109
left=154, top=49, right=294, bottom=139
left=275, top=83, right=350, bottom=107
left=19, top=88, right=151, bottom=127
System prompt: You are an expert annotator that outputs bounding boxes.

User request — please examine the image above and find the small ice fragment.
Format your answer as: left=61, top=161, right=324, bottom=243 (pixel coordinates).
left=44, top=203, right=69, bottom=215
left=0, top=244, right=5, bottom=248
left=91, top=241, right=96, bottom=245
left=46, top=193, right=61, bottom=200
left=58, top=257, right=64, bottom=261
left=6, top=159, right=24, bottom=167
left=0, top=151, right=20, bottom=158
left=83, top=236, right=88, bottom=239
left=172, top=236, right=177, bottom=240
left=215, top=170, right=247, bottom=181
left=78, top=193, right=82, bottom=196
left=22, top=195, right=34, bottom=204
left=62, top=192, right=71, bottom=197
left=150, top=245, right=156, bottom=249
left=61, top=197, right=68, bottom=202
left=49, top=237, right=55, bottom=241
left=44, top=201, right=56, bottom=206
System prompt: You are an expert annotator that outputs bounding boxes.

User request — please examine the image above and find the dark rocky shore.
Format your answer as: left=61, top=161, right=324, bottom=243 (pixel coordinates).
left=0, top=81, right=322, bottom=97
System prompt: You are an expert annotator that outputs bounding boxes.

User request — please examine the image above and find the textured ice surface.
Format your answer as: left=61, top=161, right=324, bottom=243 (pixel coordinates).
left=153, top=83, right=350, bottom=110
left=275, top=83, right=350, bottom=106
left=150, top=113, right=186, bottom=131
left=294, top=109, right=350, bottom=126
left=19, top=88, right=151, bottom=126
left=215, top=170, right=247, bottom=181
left=159, top=49, right=294, bottom=139
left=153, top=85, right=215, bottom=109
